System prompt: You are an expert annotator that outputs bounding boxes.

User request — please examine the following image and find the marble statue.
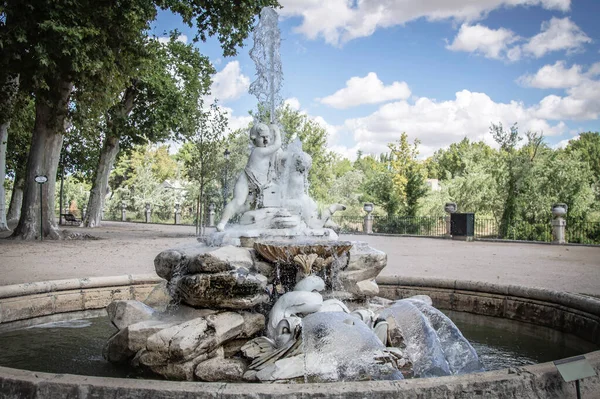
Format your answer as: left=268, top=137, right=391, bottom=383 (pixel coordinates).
left=217, top=123, right=282, bottom=231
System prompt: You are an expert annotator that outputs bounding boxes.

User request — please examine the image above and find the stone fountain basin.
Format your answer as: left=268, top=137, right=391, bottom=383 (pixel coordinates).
left=0, top=274, right=599, bottom=398
left=253, top=239, right=353, bottom=264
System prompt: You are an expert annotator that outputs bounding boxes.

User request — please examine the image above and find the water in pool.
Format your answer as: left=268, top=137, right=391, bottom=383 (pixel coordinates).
left=0, top=312, right=596, bottom=378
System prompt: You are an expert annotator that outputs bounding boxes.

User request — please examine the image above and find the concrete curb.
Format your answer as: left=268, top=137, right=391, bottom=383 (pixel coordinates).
left=0, top=275, right=599, bottom=398
left=0, top=274, right=162, bottom=299
left=377, top=275, right=600, bottom=315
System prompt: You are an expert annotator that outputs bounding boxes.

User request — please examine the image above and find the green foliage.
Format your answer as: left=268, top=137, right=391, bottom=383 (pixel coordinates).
left=106, top=144, right=186, bottom=221
left=5, top=92, right=34, bottom=179
left=566, top=132, right=600, bottom=190
left=430, top=138, right=494, bottom=180
left=54, top=176, right=91, bottom=217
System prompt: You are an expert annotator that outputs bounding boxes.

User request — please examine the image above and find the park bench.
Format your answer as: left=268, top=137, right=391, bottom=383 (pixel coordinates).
left=62, top=213, right=81, bottom=226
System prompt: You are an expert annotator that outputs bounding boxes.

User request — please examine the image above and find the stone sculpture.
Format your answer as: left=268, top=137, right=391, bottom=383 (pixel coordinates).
left=217, top=123, right=282, bottom=232
left=102, top=6, right=483, bottom=384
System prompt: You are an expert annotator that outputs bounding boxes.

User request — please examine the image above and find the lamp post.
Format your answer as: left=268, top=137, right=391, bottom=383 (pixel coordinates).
left=363, top=202, right=374, bottom=234
left=444, top=202, right=457, bottom=238
left=223, top=148, right=231, bottom=207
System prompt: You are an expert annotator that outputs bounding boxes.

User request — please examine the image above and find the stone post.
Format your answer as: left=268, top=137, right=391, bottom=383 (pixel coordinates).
left=551, top=203, right=567, bottom=244
left=208, top=204, right=215, bottom=227
left=444, top=202, right=457, bottom=238
left=145, top=203, right=151, bottom=223
left=121, top=202, right=127, bottom=222
left=174, top=203, right=181, bottom=225
left=363, top=202, right=374, bottom=234
left=82, top=206, right=87, bottom=221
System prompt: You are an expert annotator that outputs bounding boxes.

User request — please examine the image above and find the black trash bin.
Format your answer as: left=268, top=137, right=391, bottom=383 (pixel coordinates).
left=450, top=213, right=474, bottom=241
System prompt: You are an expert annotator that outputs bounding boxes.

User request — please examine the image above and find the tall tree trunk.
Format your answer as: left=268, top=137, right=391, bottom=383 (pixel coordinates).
left=7, top=172, right=24, bottom=223
left=11, top=80, right=73, bottom=240
left=0, top=74, right=20, bottom=231
left=85, top=134, right=120, bottom=227
left=0, top=121, right=9, bottom=231
left=84, top=85, right=136, bottom=228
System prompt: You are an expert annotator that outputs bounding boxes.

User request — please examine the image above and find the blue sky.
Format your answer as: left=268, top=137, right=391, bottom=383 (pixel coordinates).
left=152, top=0, right=600, bottom=159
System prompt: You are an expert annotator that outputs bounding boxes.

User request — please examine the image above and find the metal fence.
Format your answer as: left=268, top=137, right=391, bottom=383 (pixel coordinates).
left=332, top=215, right=446, bottom=237
left=474, top=218, right=552, bottom=242
left=336, top=215, right=599, bottom=245
left=567, top=219, right=600, bottom=245
left=373, top=216, right=446, bottom=236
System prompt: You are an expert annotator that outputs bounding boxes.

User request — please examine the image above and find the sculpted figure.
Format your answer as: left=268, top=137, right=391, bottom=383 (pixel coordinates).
left=217, top=123, right=282, bottom=231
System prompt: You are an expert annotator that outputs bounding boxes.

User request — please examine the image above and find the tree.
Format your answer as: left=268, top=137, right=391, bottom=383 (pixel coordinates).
left=566, top=132, right=600, bottom=196
left=490, top=122, right=524, bottom=237
left=430, top=138, right=494, bottom=180
left=179, top=103, right=228, bottom=235
left=4, top=0, right=278, bottom=239
left=4, top=93, right=34, bottom=225
left=5, top=0, right=156, bottom=239
left=84, top=37, right=213, bottom=227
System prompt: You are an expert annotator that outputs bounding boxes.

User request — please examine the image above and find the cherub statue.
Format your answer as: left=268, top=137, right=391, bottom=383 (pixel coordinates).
left=216, top=123, right=282, bottom=231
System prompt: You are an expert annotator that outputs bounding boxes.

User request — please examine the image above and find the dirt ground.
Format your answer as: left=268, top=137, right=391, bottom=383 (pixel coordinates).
left=0, top=221, right=599, bottom=296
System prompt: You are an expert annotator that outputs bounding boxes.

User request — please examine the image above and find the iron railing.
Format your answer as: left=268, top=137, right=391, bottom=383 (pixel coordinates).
left=373, top=216, right=446, bottom=236
left=566, top=219, right=600, bottom=245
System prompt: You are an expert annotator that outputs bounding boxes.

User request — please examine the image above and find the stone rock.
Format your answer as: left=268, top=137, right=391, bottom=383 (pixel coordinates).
left=177, top=271, right=269, bottom=309
left=127, top=320, right=180, bottom=353
left=256, top=356, right=305, bottom=381
left=240, top=312, right=266, bottom=338
left=102, top=328, right=135, bottom=364
left=346, top=241, right=387, bottom=273
left=195, top=358, right=248, bottom=382
left=206, top=312, right=245, bottom=343
left=223, top=339, right=249, bottom=358
left=134, top=348, right=169, bottom=367
left=106, top=300, right=156, bottom=330
left=250, top=250, right=276, bottom=282
left=169, top=318, right=211, bottom=360
left=164, top=305, right=218, bottom=322
left=143, top=281, right=171, bottom=311
left=154, top=249, right=183, bottom=280
left=146, top=318, right=209, bottom=360
left=188, top=246, right=253, bottom=274
left=355, top=279, right=380, bottom=297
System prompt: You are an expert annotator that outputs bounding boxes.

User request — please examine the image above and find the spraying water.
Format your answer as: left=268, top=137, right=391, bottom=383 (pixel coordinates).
left=249, top=7, right=283, bottom=125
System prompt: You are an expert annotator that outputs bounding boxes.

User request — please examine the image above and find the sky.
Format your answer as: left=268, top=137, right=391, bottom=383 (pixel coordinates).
left=152, top=0, right=600, bottom=160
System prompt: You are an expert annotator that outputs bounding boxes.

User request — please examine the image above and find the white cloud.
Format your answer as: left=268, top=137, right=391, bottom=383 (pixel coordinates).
left=520, top=17, right=592, bottom=58
left=330, top=90, right=568, bottom=159
left=220, top=106, right=253, bottom=133
left=279, top=0, right=569, bottom=46
left=446, top=24, right=518, bottom=60
left=516, top=62, right=600, bottom=120
left=534, top=80, right=600, bottom=120
left=517, top=61, right=584, bottom=88
left=157, top=34, right=188, bottom=44
left=319, top=72, right=411, bottom=109
left=554, top=134, right=579, bottom=149
left=209, top=61, right=250, bottom=104
left=447, top=17, right=590, bottom=61
left=284, top=97, right=301, bottom=111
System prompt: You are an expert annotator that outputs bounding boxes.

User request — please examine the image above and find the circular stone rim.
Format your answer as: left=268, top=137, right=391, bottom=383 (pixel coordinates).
left=0, top=274, right=599, bottom=398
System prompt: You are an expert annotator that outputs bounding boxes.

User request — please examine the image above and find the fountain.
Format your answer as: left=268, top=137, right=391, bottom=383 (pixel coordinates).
left=1, top=6, right=599, bottom=398
left=95, top=6, right=486, bottom=383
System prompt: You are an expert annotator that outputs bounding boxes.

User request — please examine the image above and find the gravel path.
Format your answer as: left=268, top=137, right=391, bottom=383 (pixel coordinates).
left=1, top=221, right=598, bottom=296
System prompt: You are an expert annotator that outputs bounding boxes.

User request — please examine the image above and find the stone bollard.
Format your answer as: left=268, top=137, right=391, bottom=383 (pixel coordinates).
left=551, top=203, right=567, bottom=244
left=363, top=203, right=374, bottom=234
left=82, top=206, right=87, bottom=221
left=145, top=203, right=151, bottom=223
left=121, top=202, right=127, bottom=222
left=208, top=204, right=215, bottom=227
left=174, top=203, right=181, bottom=225
left=444, top=202, right=457, bottom=238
